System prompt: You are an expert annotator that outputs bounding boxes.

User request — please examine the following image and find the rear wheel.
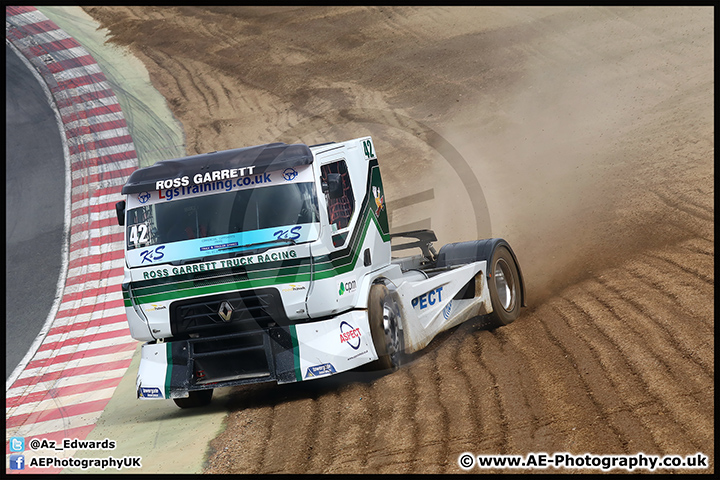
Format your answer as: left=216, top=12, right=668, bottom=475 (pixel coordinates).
left=368, top=283, right=404, bottom=371
left=173, top=388, right=213, bottom=408
left=487, top=246, right=521, bottom=327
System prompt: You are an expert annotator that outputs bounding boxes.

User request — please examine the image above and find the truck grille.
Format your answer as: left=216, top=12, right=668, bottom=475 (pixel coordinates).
left=189, top=332, right=271, bottom=385
left=170, top=288, right=289, bottom=336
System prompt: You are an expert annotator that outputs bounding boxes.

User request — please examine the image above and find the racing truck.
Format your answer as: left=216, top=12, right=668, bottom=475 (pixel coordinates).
left=115, top=136, right=526, bottom=408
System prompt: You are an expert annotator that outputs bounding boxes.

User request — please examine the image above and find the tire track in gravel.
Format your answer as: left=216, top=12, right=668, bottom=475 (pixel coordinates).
left=625, top=260, right=712, bottom=329
left=555, top=294, right=690, bottom=454
left=543, top=302, right=634, bottom=454
left=485, top=308, right=583, bottom=455
left=456, top=328, right=507, bottom=454
left=551, top=300, right=657, bottom=454
left=561, top=284, right=711, bottom=453
left=589, top=278, right=713, bottom=390
left=404, top=351, right=449, bottom=473
left=651, top=190, right=714, bottom=223
left=549, top=296, right=694, bottom=458
left=531, top=301, right=627, bottom=454
left=598, top=273, right=714, bottom=380
left=478, top=329, right=544, bottom=455
left=264, top=397, right=320, bottom=473
left=596, top=267, right=714, bottom=377
left=242, top=397, right=275, bottom=475
left=360, top=368, right=417, bottom=473
left=439, top=330, right=483, bottom=458
left=306, top=391, right=344, bottom=473
left=642, top=251, right=714, bottom=287
left=485, top=326, right=564, bottom=454
left=591, top=278, right=712, bottom=431
left=203, top=230, right=714, bottom=474
left=681, top=237, right=714, bottom=257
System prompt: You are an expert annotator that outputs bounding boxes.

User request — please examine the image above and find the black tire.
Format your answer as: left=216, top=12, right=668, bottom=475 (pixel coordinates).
left=173, top=389, right=213, bottom=408
left=368, top=283, right=404, bottom=371
left=487, top=246, right=522, bottom=328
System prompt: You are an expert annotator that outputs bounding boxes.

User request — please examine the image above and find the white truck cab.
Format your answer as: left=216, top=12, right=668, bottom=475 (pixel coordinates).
left=116, top=137, right=525, bottom=407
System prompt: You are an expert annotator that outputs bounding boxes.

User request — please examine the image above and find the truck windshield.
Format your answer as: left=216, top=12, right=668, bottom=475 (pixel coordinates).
left=125, top=181, right=319, bottom=266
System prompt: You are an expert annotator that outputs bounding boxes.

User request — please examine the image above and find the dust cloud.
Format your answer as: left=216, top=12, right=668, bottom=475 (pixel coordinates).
left=436, top=7, right=713, bottom=305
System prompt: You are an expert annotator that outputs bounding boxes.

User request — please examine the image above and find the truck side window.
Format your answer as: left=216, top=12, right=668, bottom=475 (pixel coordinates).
left=321, top=160, right=354, bottom=231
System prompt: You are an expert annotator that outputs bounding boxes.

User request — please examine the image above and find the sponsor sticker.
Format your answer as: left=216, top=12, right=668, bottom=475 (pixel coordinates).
left=200, top=242, right=239, bottom=252
left=154, top=166, right=258, bottom=191
left=338, top=279, right=357, bottom=296
left=283, top=167, right=299, bottom=181
left=144, top=304, right=167, bottom=312
left=139, top=246, right=165, bottom=264
left=138, top=387, right=163, bottom=399
left=372, top=185, right=385, bottom=217
left=138, top=249, right=299, bottom=277
left=347, top=349, right=369, bottom=361
left=305, top=363, right=336, bottom=378
left=443, top=301, right=453, bottom=320
left=339, top=321, right=362, bottom=350
left=412, top=286, right=444, bottom=310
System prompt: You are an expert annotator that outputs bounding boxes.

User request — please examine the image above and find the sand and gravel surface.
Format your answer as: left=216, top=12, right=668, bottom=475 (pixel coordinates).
left=83, top=6, right=713, bottom=473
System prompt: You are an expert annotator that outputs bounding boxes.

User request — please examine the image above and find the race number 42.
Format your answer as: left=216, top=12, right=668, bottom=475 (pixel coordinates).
left=129, top=224, right=149, bottom=246
left=362, top=139, right=375, bottom=159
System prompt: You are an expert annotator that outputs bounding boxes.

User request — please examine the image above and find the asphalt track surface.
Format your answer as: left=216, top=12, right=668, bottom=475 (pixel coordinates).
left=5, top=42, right=65, bottom=379
left=6, top=8, right=224, bottom=475
left=6, top=8, right=142, bottom=474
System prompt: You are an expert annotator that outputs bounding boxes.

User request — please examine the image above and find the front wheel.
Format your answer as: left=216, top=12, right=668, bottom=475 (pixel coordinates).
left=368, top=283, right=404, bottom=371
left=173, top=389, right=213, bottom=408
left=487, top=246, right=521, bottom=328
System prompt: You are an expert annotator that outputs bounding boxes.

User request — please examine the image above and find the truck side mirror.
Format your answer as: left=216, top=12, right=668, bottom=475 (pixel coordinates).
left=115, top=200, right=125, bottom=226
left=322, top=173, right=344, bottom=199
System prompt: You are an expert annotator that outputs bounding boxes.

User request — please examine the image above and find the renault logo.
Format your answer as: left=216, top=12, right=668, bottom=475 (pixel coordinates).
left=218, top=301, right=233, bottom=322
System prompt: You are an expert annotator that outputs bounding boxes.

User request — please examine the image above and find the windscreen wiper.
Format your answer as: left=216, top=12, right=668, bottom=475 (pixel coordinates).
left=224, top=237, right=297, bottom=256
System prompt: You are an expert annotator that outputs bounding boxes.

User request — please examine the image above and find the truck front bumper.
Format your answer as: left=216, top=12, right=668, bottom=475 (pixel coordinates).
left=136, top=310, right=378, bottom=400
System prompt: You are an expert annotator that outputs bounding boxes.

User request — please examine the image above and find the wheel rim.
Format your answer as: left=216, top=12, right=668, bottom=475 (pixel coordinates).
left=382, top=301, right=402, bottom=356
left=494, top=258, right=517, bottom=312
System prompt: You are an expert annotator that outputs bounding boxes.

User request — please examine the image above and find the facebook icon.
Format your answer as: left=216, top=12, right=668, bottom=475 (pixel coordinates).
left=9, top=454, right=25, bottom=470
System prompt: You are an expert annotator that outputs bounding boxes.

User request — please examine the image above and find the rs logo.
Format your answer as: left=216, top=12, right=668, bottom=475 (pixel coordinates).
left=140, top=246, right=165, bottom=264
